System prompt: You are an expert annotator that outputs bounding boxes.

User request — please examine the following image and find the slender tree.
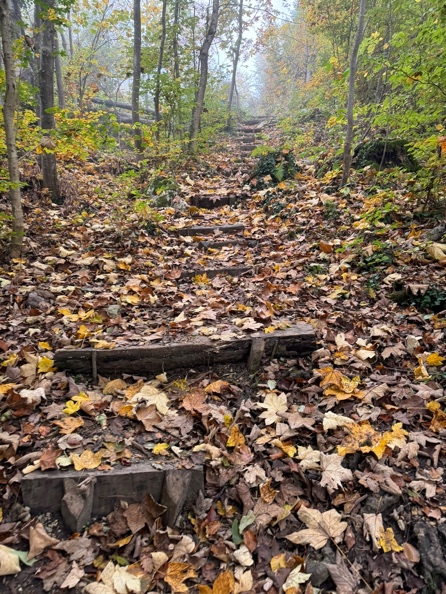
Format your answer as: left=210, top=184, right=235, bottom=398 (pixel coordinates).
left=38, top=0, right=61, bottom=203
left=189, top=0, right=220, bottom=152
left=0, top=0, right=24, bottom=257
left=227, top=0, right=243, bottom=115
left=341, top=0, right=367, bottom=186
left=55, top=32, right=65, bottom=109
left=154, top=0, right=168, bottom=141
left=132, top=0, right=142, bottom=151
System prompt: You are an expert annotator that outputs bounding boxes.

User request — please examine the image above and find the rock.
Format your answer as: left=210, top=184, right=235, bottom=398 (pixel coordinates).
left=413, top=521, right=446, bottom=588
left=362, top=494, right=400, bottom=514
left=306, top=543, right=335, bottom=587
left=107, top=305, right=121, bottom=318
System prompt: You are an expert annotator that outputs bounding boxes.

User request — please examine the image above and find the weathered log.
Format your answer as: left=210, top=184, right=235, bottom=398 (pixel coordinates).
left=180, top=266, right=251, bottom=279
left=54, top=324, right=316, bottom=376
left=91, top=97, right=156, bottom=116
left=177, top=224, right=244, bottom=236
left=22, top=463, right=203, bottom=520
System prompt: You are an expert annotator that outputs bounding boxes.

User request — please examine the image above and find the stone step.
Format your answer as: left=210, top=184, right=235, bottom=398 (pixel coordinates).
left=54, top=324, right=317, bottom=376
left=239, top=144, right=257, bottom=152
left=177, top=224, right=245, bottom=236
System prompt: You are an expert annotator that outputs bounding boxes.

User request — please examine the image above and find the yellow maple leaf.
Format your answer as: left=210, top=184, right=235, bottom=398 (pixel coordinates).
left=76, top=324, right=91, bottom=339
left=378, top=527, right=403, bottom=553
left=121, top=294, right=140, bottom=305
left=338, top=421, right=382, bottom=458
left=58, top=307, right=72, bottom=316
left=63, top=400, right=81, bottom=414
left=427, top=401, right=446, bottom=432
left=414, top=358, right=431, bottom=381
left=38, top=341, right=51, bottom=351
left=1, top=353, right=18, bottom=367
left=383, top=423, right=408, bottom=450
left=324, top=386, right=365, bottom=401
left=271, top=438, right=296, bottom=458
left=264, top=326, right=276, bottom=334
left=38, top=356, right=56, bottom=373
left=270, top=553, right=287, bottom=572
left=227, top=425, right=245, bottom=448
left=93, top=340, right=116, bottom=349
left=117, top=403, right=135, bottom=417
left=317, top=367, right=344, bottom=389
left=153, top=443, right=170, bottom=455
left=165, top=562, right=197, bottom=593
left=0, top=383, right=16, bottom=394
left=425, top=353, right=446, bottom=367
left=53, top=417, right=84, bottom=434
left=71, top=449, right=103, bottom=471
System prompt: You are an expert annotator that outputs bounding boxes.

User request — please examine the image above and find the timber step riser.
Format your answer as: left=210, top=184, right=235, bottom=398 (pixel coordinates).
left=54, top=324, right=316, bottom=376
left=177, top=224, right=245, bottom=236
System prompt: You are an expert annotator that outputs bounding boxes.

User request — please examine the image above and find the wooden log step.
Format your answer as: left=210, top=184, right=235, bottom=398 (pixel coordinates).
left=238, top=127, right=261, bottom=133
left=190, top=195, right=239, bottom=209
left=54, top=324, right=316, bottom=376
left=240, top=144, right=257, bottom=152
left=21, top=463, right=204, bottom=527
left=199, top=239, right=257, bottom=250
left=180, top=265, right=251, bottom=279
left=177, top=224, right=245, bottom=236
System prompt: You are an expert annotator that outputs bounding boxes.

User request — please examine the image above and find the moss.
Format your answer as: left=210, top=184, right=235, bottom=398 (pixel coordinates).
left=353, top=139, right=419, bottom=172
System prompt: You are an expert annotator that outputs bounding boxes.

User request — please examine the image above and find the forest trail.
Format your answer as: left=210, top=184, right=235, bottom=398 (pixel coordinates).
left=2, top=117, right=446, bottom=593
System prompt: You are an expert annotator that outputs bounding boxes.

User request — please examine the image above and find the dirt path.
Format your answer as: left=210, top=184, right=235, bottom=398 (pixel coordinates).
left=1, top=122, right=446, bottom=592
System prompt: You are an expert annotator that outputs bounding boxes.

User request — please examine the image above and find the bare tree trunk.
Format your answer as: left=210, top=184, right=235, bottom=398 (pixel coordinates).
left=154, top=0, right=167, bottom=141
left=189, top=0, right=220, bottom=152
left=132, top=0, right=142, bottom=151
left=67, top=11, right=73, bottom=58
left=55, top=32, right=65, bottom=109
left=39, top=0, right=61, bottom=203
left=227, top=0, right=243, bottom=114
left=0, top=0, right=24, bottom=258
left=341, top=0, right=367, bottom=187
left=173, top=0, right=180, bottom=80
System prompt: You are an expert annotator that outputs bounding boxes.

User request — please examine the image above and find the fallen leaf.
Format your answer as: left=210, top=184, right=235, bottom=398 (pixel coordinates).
left=53, top=417, right=84, bottom=435
left=379, top=527, right=403, bottom=553
left=227, top=426, right=246, bottom=448
left=28, top=523, right=59, bottom=560
left=131, top=385, right=170, bottom=415
left=164, top=562, right=197, bottom=592
left=258, top=392, right=288, bottom=425
left=320, top=453, right=353, bottom=493
left=283, top=565, right=312, bottom=590
left=71, top=449, right=103, bottom=471
left=286, top=506, right=347, bottom=550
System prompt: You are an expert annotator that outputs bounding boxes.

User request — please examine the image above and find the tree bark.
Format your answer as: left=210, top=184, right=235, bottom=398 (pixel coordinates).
left=132, top=0, right=142, bottom=151
left=154, top=0, right=167, bottom=141
left=189, top=0, right=220, bottom=152
left=227, top=0, right=243, bottom=114
left=341, top=0, right=367, bottom=187
left=173, top=0, right=180, bottom=81
left=0, top=0, right=24, bottom=258
left=38, top=0, right=61, bottom=203
left=55, top=32, right=65, bottom=109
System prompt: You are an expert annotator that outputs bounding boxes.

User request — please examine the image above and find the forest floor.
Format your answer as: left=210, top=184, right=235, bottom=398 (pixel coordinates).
left=1, top=125, right=446, bottom=593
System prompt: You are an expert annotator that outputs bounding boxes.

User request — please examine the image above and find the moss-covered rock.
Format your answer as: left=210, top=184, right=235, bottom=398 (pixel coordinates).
left=353, top=139, right=419, bottom=171
left=145, top=173, right=179, bottom=208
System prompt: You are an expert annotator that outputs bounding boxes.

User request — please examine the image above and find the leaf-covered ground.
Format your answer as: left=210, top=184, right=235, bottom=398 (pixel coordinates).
left=1, top=131, right=446, bottom=593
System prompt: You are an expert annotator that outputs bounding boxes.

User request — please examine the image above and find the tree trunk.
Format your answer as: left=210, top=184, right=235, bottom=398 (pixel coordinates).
left=0, top=0, right=24, bottom=258
left=132, top=0, right=142, bottom=152
left=227, top=0, right=243, bottom=114
left=154, top=0, right=167, bottom=141
left=189, top=0, right=220, bottom=152
left=173, top=0, right=180, bottom=80
left=55, top=32, right=65, bottom=109
left=38, top=0, right=61, bottom=203
left=341, top=0, right=367, bottom=187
